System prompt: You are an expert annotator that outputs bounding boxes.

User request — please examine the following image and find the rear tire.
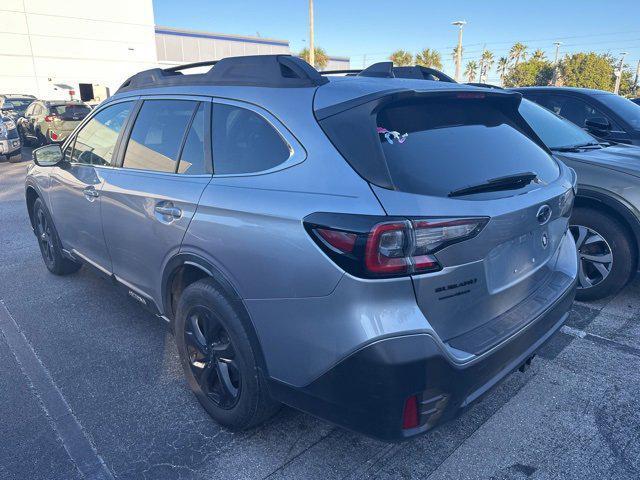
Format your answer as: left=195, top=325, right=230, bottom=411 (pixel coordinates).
left=570, top=207, right=635, bottom=301
left=32, top=197, right=82, bottom=275
left=175, top=278, right=279, bottom=431
left=8, top=152, right=22, bottom=163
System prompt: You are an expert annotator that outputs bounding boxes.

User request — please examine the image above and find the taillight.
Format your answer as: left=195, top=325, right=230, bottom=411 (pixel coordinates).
left=402, top=395, right=419, bottom=430
left=305, top=213, right=488, bottom=279
left=44, top=115, right=57, bottom=122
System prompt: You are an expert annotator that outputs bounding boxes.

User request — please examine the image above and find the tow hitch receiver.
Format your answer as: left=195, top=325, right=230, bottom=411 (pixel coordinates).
left=518, top=354, right=536, bottom=373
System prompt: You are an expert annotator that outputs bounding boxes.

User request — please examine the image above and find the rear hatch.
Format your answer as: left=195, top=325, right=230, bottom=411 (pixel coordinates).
left=317, top=88, right=576, bottom=355
left=50, top=103, right=91, bottom=132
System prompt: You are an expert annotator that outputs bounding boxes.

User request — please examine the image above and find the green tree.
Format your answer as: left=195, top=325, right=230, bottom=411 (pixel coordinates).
left=390, top=49, right=413, bottom=66
left=509, top=42, right=528, bottom=67
left=503, top=58, right=554, bottom=87
left=465, top=61, right=478, bottom=82
left=479, top=49, right=495, bottom=82
left=298, top=47, right=329, bottom=70
left=497, top=56, right=510, bottom=85
left=559, top=52, right=618, bottom=90
left=532, top=49, right=546, bottom=61
left=415, top=48, right=443, bottom=70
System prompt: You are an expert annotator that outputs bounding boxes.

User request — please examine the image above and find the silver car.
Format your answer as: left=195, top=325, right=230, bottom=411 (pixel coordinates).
left=25, top=55, right=577, bottom=441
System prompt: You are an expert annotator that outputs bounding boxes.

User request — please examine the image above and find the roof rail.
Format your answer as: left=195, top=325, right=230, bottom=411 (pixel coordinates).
left=116, top=55, right=328, bottom=93
left=355, top=62, right=456, bottom=83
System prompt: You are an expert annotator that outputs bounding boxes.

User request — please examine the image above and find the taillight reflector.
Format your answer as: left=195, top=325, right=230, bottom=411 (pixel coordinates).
left=402, top=395, right=419, bottom=430
left=44, top=115, right=56, bottom=122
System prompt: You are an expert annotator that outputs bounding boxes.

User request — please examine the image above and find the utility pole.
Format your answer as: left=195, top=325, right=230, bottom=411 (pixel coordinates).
left=552, top=42, right=562, bottom=86
left=308, top=0, right=315, bottom=67
left=613, top=52, right=628, bottom=95
left=452, top=20, right=466, bottom=82
left=634, top=59, right=640, bottom=96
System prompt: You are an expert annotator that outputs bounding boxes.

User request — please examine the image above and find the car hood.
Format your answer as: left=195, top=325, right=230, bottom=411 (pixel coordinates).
left=555, top=143, right=640, bottom=179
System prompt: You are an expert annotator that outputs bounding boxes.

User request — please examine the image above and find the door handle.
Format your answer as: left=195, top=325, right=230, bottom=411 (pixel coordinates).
left=82, top=186, right=99, bottom=199
left=155, top=204, right=182, bottom=219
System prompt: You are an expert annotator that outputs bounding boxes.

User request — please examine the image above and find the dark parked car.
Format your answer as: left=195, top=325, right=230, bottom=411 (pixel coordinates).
left=513, top=87, right=640, bottom=146
left=518, top=99, right=640, bottom=300
left=1, top=114, right=22, bottom=162
left=25, top=55, right=577, bottom=441
left=18, top=100, right=91, bottom=146
left=632, top=98, right=640, bottom=106
left=0, top=94, right=36, bottom=120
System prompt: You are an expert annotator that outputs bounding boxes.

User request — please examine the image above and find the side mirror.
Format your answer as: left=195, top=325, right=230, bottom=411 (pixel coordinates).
left=1, top=102, right=15, bottom=111
left=33, top=144, right=64, bottom=167
left=585, top=117, right=611, bottom=132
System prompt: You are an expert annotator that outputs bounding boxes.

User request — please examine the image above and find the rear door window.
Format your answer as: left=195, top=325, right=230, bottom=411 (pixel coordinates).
left=177, top=103, right=208, bottom=175
left=123, top=100, right=198, bottom=173
left=374, top=97, right=559, bottom=197
left=211, top=103, right=290, bottom=174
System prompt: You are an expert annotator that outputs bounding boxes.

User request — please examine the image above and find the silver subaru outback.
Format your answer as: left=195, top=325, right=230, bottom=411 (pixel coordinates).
left=25, top=55, right=577, bottom=441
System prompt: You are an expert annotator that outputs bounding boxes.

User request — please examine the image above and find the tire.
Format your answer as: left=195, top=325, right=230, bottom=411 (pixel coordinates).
left=175, top=278, right=279, bottom=430
left=8, top=152, right=22, bottom=163
left=570, top=207, right=635, bottom=301
left=32, top=197, right=82, bottom=275
left=36, top=129, right=47, bottom=147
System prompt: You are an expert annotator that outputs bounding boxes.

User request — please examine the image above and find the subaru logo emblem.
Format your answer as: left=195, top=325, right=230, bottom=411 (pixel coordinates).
left=541, top=232, right=549, bottom=249
left=536, top=205, right=552, bottom=225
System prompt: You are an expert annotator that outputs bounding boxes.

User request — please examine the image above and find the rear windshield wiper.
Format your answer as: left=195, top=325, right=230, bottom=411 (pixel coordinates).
left=448, top=172, right=538, bottom=198
left=551, top=142, right=602, bottom=152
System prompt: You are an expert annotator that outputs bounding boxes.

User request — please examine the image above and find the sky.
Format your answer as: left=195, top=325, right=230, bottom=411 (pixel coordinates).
left=153, top=0, right=640, bottom=82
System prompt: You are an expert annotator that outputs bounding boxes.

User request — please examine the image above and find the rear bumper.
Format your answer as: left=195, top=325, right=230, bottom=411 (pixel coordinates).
left=269, top=278, right=576, bottom=442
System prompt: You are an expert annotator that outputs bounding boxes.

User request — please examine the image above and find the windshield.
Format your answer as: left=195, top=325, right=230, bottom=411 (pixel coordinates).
left=596, top=94, right=640, bottom=130
left=6, top=99, right=32, bottom=114
left=518, top=99, right=597, bottom=150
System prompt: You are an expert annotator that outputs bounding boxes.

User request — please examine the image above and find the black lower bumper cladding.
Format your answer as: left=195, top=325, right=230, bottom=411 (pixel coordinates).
left=270, top=281, right=576, bottom=442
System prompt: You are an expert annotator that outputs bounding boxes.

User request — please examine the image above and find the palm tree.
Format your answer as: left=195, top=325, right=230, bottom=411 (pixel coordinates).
left=509, top=42, right=528, bottom=67
left=479, top=49, right=495, bottom=83
left=299, top=47, right=329, bottom=70
left=465, top=61, right=478, bottom=82
left=532, top=49, right=546, bottom=61
left=415, top=48, right=443, bottom=70
left=497, top=56, right=509, bottom=85
left=389, top=49, right=413, bottom=66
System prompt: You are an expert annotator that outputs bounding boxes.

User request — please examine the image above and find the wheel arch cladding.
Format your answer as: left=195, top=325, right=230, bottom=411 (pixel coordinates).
left=161, top=253, right=270, bottom=377
left=25, top=185, right=40, bottom=229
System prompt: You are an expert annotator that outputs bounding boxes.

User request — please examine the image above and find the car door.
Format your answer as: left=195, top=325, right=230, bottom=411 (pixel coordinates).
left=99, top=97, right=212, bottom=308
left=20, top=103, right=37, bottom=141
left=535, top=94, right=629, bottom=143
left=48, top=100, right=135, bottom=273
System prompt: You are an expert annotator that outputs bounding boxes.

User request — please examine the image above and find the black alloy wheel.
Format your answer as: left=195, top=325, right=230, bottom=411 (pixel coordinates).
left=184, top=305, right=241, bottom=409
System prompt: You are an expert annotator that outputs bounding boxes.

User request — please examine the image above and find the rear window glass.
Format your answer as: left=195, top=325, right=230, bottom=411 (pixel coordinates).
left=51, top=104, right=91, bottom=120
left=374, top=98, right=559, bottom=197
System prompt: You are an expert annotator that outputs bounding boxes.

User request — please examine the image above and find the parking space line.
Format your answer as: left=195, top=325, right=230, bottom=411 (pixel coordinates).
left=0, top=301, right=114, bottom=480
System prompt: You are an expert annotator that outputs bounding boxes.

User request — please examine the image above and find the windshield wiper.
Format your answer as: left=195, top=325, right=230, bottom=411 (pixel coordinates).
left=448, top=172, right=538, bottom=198
left=551, top=142, right=602, bottom=152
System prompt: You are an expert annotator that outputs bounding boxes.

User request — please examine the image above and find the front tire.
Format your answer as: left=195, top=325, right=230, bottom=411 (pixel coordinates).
left=175, top=278, right=279, bottom=430
left=8, top=152, right=22, bottom=163
left=32, top=197, right=82, bottom=275
left=570, top=207, right=635, bottom=301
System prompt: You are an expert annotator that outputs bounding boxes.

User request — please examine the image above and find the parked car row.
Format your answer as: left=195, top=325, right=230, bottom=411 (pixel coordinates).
left=0, top=94, right=92, bottom=150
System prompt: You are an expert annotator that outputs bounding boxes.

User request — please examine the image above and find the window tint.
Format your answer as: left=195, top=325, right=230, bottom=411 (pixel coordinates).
left=71, top=101, right=133, bottom=166
left=123, top=100, right=197, bottom=173
left=177, top=103, right=208, bottom=174
left=596, top=93, right=640, bottom=130
left=518, top=99, right=596, bottom=149
left=372, top=98, right=559, bottom=197
left=534, top=95, right=621, bottom=131
left=211, top=104, right=290, bottom=174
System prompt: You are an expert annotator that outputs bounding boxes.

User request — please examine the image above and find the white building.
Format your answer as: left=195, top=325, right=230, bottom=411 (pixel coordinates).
left=0, top=0, right=157, bottom=101
left=0, top=1, right=349, bottom=102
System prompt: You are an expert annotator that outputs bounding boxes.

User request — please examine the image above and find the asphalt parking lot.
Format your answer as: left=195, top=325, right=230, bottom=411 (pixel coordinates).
left=1, top=150, right=639, bottom=480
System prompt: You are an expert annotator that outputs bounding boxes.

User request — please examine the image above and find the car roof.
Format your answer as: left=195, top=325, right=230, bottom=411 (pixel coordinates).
left=511, top=86, right=616, bottom=97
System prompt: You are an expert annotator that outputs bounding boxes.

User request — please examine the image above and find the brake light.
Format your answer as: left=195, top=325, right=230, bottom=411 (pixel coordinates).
left=50, top=131, right=58, bottom=141
left=456, top=92, right=485, bottom=99
left=306, top=214, right=488, bottom=279
left=44, top=115, right=57, bottom=122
